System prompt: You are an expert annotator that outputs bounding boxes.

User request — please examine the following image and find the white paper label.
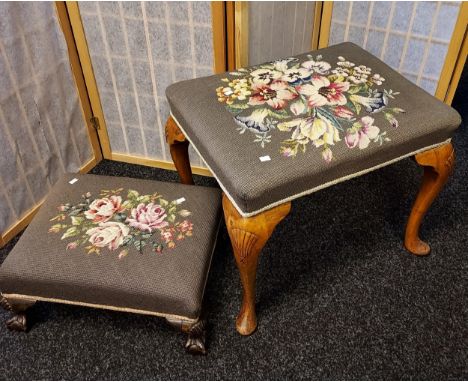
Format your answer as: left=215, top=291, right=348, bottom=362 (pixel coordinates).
left=259, top=155, right=271, bottom=162
left=69, top=178, right=78, bottom=184
left=175, top=197, right=186, bottom=204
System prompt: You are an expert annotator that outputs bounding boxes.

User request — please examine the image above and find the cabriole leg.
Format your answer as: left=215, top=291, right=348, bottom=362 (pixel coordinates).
left=223, top=194, right=291, bottom=335
left=405, top=142, right=455, bottom=255
left=165, top=116, right=194, bottom=185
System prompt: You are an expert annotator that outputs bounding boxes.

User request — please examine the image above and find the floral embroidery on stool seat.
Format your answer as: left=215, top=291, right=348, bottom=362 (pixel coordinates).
left=0, top=174, right=222, bottom=320
left=49, top=188, right=194, bottom=257
left=216, top=54, right=405, bottom=162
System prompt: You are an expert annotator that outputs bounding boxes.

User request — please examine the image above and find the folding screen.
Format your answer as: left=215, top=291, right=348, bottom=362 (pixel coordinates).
left=328, top=1, right=463, bottom=96
left=247, top=1, right=317, bottom=66
left=77, top=1, right=215, bottom=169
left=0, top=2, right=96, bottom=244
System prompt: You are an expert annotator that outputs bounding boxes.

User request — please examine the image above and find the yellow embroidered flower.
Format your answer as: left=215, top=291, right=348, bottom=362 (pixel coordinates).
left=216, top=78, right=251, bottom=105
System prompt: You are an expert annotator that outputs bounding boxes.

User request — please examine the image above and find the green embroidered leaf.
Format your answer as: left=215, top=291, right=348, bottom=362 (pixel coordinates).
left=71, top=216, right=84, bottom=226
left=133, top=239, right=146, bottom=252
left=61, top=227, right=79, bottom=240
left=267, top=109, right=288, bottom=119
left=127, top=190, right=139, bottom=199
left=137, top=195, right=151, bottom=203
left=168, top=206, right=177, bottom=214
left=347, top=85, right=363, bottom=95
left=122, top=200, right=134, bottom=209
left=122, top=235, right=133, bottom=246
left=159, top=198, right=169, bottom=207
left=351, top=101, right=362, bottom=115
left=140, top=233, right=152, bottom=240
left=115, top=212, right=127, bottom=222
left=228, top=103, right=249, bottom=110
left=167, top=214, right=176, bottom=223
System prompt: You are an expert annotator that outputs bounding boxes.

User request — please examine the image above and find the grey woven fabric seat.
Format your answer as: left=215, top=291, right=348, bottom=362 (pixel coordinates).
left=166, top=42, right=461, bottom=217
left=0, top=174, right=221, bottom=353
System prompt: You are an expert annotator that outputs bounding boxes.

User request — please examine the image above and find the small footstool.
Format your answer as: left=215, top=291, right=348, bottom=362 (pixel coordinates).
left=0, top=174, right=221, bottom=354
left=164, top=42, right=461, bottom=335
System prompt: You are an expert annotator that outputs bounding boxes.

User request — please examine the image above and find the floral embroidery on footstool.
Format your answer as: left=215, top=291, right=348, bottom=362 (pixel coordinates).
left=48, top=188, right=193, bottom=258
left=215, top=55, right=405, bottom=162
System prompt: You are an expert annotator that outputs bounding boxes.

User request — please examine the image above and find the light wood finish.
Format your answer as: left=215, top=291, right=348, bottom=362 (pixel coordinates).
left=65, top=1, right=112, bottom=158
left=223, top=194, right=291, bottom=335
left=434, top=2, right=468, bottom=103
left=79, top=157, right=99, bottom=174
left=405, top=143, right=455, bottom=256
left=165, top=117, right=195, bottom=185
left=445, top=28, right=467, bottom=105
left=211, top=1, right=227, bottom=74
left=318, top=1, right=333, bottom=49
left=55, top=2, right=103, bottom=163
left=311, top=2, right=324, bottom=50
left=234, top=1, right=249, bottom=68
left=226, top=2, right=236, bottom=71
left=0, top=202, right=44, bottom=248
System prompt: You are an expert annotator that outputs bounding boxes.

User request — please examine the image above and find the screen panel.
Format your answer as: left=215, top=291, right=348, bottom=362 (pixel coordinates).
left=329, top=1, right=462, bottom=95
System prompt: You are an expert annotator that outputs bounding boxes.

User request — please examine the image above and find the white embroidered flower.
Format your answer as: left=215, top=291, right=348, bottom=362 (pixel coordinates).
left=332, top=67, right=350, bottom=77
left=371, top=74, right=385, bottom=85
left=337, top=56, right=355, bottom=68
left=281, top=68, right=312, bottom=84
left=301, top=60, right=331, bottom=74
left=250, top=68, right=282, bottom=84
left=354, top=65, right=372, bottom=75
left=348, top=71, right=368, bottom=84
left=272, top=57, right=298, bottom=72
left=298, top=76, right=350, bottom=107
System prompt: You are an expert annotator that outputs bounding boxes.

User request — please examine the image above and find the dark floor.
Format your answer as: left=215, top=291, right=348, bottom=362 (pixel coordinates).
left=1, top=77, right=467, bottom=380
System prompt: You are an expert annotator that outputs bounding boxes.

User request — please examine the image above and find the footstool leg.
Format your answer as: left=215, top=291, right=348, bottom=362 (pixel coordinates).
left=165, top=116, right=195, bottom=185
left=405, top=142, right=455, bottom=256
left=0, top=294, right=36, bottom=332
left=166, top=316, right=207, bottom=355
left=222, top=194, right=291, bottom=335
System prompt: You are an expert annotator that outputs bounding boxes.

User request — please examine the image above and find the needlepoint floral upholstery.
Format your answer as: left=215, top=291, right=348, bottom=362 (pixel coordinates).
left=0, top=174, right=222, bottom=319
left=166, top=42, right=461, bottom=216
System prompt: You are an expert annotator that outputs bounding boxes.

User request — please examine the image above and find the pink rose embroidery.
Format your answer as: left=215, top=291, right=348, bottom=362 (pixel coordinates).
left=85, top=196, right=122, bottom=223
left=86, top=222, right=129, bottom=250
left=126, top=203, right=169, bottom=232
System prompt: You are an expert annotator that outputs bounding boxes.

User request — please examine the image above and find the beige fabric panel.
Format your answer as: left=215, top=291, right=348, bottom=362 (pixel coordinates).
left=329, top=1, right=462, bottom=95
left=79, top=1, right=215, bottom=167
left=0, top=2, right=93, bottom=235
left=248, top=1, right=316, bottom=66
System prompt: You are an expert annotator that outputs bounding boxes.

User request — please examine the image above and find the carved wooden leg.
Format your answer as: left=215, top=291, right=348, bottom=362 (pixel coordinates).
left=0, top=294, right=36, bottom=332
left=405, top=142, right=455, bottom=256
left=166, top=316, right=207, bottom=355
left=223, top=194, right=291, bottom=335
left=165, top=116, right=194, bottom=185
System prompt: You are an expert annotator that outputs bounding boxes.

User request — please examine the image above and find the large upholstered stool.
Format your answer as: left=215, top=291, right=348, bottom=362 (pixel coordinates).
left=164, top=42, right=461, bottom=336
left=0, top=174, right=221, bottom=354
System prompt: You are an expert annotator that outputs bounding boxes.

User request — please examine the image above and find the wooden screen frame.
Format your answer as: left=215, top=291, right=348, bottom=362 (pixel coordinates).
left=62, top=1, right=229, bottom=177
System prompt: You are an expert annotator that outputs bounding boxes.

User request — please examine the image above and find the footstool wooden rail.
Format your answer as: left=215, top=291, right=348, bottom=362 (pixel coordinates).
left=0, top=174, right=222, bottom=354
left=165, top=42, right=461, bottom=336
